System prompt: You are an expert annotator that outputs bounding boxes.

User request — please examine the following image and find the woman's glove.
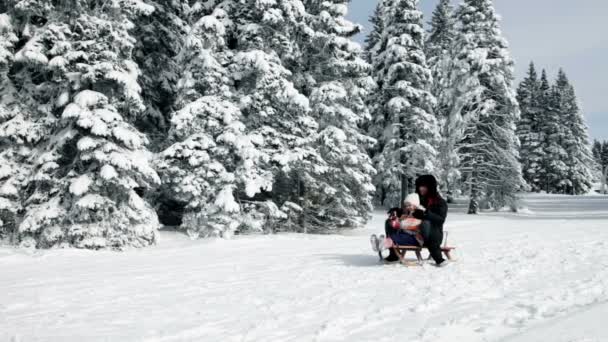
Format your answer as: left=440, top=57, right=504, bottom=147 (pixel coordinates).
left=412, top=209, right=425, bottom=220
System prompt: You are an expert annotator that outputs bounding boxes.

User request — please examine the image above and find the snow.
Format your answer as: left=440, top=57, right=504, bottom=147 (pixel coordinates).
left=55, top=90, right=70, bottom=108
left=99, top=164, right=118, bottom=180
left=214, top=187, right=240, bottom=213
left=75, top=194, right=107, bottom=210
left=14, top=37, right=49, bottom=65
left=0, top=13, right=11, bottom=29
left=0, top=195, right=606, bottom=341
left=73, top=90, right=107, bottom=108
left=106, top=69, right=143, bottom=105
left=69, top=174, right=93, bottom=196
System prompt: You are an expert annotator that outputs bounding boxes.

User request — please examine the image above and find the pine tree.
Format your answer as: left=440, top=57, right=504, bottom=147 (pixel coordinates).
left=365, top=3, right=384, bottom=57
left=132, top=1, right=190, bottom=150
left=295, top=0, right=376, bottom=231
left=5, top=0, right=161, bottom=248
left=516, top=62, right=545, bottom=191
left=230, top=0, right=323, bottom=231
left=592, top=140, right=602, bottom=165
left=592, top=140, right=607, bottom=193
left=602, top=141, right=608, bottom=194
left=364, top=1, right=388, bottom=177
left=156, top=7, right=272, bottom=238
left=554, top=70, right=594, bottom=194
left=536, top=70, right=565, bottom=193
left=0, top=3, right=61, bottom=242
left=369, top=0, right=440, bottom=207
left=0, top=11, right=23, bottom=238
left=426, top=0, right=455, bottom=63
left=449, top=0, right=524, bottom=213
left=426, top=0, right=458, bottom=197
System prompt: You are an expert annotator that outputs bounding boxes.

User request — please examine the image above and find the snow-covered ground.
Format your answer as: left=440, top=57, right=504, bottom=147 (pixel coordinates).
left=1, top=194, right=608, bottom=342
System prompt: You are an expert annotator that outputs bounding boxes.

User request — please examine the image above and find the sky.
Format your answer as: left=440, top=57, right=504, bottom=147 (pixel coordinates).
left=346, top=0, right=608, bottom=141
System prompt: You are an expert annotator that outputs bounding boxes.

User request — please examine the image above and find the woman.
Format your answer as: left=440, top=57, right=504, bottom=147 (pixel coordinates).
left=411, top=174, right=448, bottom=267
left=371, top=175, right=449, bottom=266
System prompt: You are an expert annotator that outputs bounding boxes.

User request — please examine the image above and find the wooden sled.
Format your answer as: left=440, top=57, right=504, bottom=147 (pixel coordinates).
left=392, top=232, right=456, bottom=266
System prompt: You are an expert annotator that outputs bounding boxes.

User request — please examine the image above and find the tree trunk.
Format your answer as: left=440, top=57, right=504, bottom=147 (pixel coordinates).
left=400, top=174, right=408, bottom=207
left=468, top=192, right=479, bottom=214
left=602, top=165, right=608, bottom=195
left=468, top=172, right=479, bottom=214
left=398, top=112, right=409, bottom=207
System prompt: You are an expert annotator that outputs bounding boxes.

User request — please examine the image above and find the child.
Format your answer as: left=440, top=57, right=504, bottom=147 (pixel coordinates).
left=370, top=194, right=424, bottom=258
left=398, top=193, right=424, bottom=246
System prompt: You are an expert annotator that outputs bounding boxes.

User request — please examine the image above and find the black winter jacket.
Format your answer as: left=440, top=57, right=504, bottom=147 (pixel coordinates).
left=413, top=197, right=448, bottom=232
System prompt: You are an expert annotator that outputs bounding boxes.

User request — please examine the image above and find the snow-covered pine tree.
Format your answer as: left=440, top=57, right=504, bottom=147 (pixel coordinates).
left=230, top=0, right=323, bottom=231
left=450, top=0, right=524, bottom=213
left=553, top=70, right=594, bottom=194
left=132, top=0, right=189, bottom=150
left=156, top=7, right=272, bottom=238
left=364, top=0, right=388, bottom=181
left=536, top=69, right=566, bottom=193
left=592, top=140, right=608, bottom=193
left=369, top=0, right=440, bottom=207
left=516, top=62, right=545, bottom=191
left=426, top=0, right=455, bottom=65
left=6, top=0, right=161, bottom=248
left=425, top=0, right=458, bottom=198
left=365, top=2, right=384, bottom=58
left=592, top=140, right=602, bottom=165
left=293, top=0, right=376, bottom=231
left=1, top=3, right=61, bottom=242
left=0, top=11, right=24, bottom=239
left=602, top=141, right=608, bottom=194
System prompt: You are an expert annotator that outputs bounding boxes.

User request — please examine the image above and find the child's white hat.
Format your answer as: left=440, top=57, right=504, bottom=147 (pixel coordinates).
left=403, top=193, right=420, bottom=207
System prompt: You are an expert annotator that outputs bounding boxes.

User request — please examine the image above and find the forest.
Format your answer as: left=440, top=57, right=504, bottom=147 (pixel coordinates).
left=0, top=0, right=598, bottom=249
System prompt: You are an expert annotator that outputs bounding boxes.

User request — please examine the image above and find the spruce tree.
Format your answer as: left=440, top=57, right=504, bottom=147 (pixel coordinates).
left=1, top=3, right=64, bottom=243
left=592, top=140, right=602, bottom=165
left=365, top=3, right=384, bottom=57
left=537, top=70, right=565, bottom=193
left=369, top=0, right=440, bottom=207
left=554, top=70, right=594, bottom=194
left=5, top=0, right=161, bottom=248
left=364, top=0, right=388, bottom=178
left=230, top=0, right=323, bottom=231
left=426, top=0, right=455, bottom=63
left=426, top=0, right=458, bottom=197
left=592, top=140, right=608, bottom=193
left=156, top=8, right=272, bottom=238
left=132, top=1, right=189, bottom=150
left=0, top=12, right=23, bottom=238
left=516, top=62, right=544, bottom=191
left=450, top=0, right=524, bottom=213
left=602, top=141, right=608, bottom=194
left=296, top=0, right=376, bottom=231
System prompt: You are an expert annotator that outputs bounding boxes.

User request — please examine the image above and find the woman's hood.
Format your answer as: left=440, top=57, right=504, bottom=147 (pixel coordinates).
left=415, top=174, right=439, bottom=197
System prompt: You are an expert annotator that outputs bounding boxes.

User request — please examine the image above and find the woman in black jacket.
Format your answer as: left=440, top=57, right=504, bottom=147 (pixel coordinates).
left=412, top=175, right=448, bottom=266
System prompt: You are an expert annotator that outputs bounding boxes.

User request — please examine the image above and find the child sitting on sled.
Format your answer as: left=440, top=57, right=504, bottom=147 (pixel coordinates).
left=370, top=193, right=424, bottom=255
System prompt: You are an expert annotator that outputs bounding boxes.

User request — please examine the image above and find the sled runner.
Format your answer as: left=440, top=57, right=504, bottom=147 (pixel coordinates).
left=389, top=232, right=455, bottom=266
left=391, top=245, right=455, bottom=265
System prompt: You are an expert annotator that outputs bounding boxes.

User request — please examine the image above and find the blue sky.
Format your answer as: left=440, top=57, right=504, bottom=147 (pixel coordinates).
left=346, top=0, right=608, bottom=141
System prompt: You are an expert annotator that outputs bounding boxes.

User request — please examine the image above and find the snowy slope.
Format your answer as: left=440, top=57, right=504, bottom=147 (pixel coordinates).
left=1, top=194, right=608, bottom=342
